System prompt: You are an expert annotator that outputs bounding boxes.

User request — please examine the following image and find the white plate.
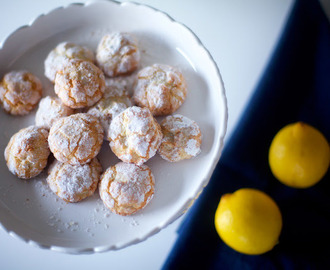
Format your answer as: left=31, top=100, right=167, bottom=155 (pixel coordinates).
left=0, top=0, right=227, bottom=253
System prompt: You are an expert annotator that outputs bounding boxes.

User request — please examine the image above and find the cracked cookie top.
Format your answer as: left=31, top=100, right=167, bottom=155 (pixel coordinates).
left=47, top=158, right=102, bottom=203
left=35, top=96, right=74, bottom=129
left=158, top=114, right=202, bottom=162
left=108, top=106, right=162, bottom=165
left=133, top=64, right=187, bottom=116
left=96, top=32, right=140, bottom=77
left=0, top=71, right=42, bottom=115
left=54, top=59, right=105, bottom=109
left=4, top=126, right=50, bottom=179
left=48, top=113, right=104, bottom=165
left=44, top=42, right=95, bottom=83
left=99, top=162, right=154, bottom=216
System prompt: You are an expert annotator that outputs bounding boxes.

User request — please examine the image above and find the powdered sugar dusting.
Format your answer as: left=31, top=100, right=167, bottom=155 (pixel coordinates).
left=48, top=113, right=104, bottom=165
left=18, top=180, right=118, bottom=237
left=108, top=106, right=162, bottom=165
left=96, top=32, right=140, bottom=77
left=54, top=59, right=105, bottom=109
left=47, top=158, right=102, bottom=202
left=185, top=139, right=200, bottom=156
left=99, top=162, right=154, bottom=215
left=44, top=41, right=95, bottom=82
left=133, top=64, right=187, bottom=116
left=0, top=70, right=42, bottom=115
left=4, top=126, right=50, bottom=179
left=166, top=114, right=200, bottom=136
left=158, top=114, right=202, bottom=162
left=35, top=96, right=74, bottom=129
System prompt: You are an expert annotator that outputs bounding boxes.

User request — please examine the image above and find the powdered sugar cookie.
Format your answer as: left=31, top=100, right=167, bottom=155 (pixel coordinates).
left=158, top=114, right=202, bottom=162
left=44, top=42, right=95, bottom=83
left=47, top=158, right=102, bottom=203
left=0, top=71, right=42, bottom=115
left=99, top=162, right=154, bottom=216
left=48, top=113, right=104, bottom=165
left=108, top=106, right=162, bottom=165
left=4, top=126, right=50, bottom=179
left=35, top=96, right=74, bottom=129
left=54, top=59, right=105, bottom=109
left=96, top=32, right=140, bottom=77
left=87, top=78, right=132, bottom=140
left=133, top=64, right=187, bottom=116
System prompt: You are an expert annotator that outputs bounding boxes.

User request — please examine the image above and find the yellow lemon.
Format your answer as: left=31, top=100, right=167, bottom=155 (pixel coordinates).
left=214, top=188, right=282, bottom=255
left=269, top=122, right=330, bottom=188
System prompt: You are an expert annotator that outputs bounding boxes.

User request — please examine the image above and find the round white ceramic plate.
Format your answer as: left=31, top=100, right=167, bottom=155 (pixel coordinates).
left=0, top=0, right=227, bottom=253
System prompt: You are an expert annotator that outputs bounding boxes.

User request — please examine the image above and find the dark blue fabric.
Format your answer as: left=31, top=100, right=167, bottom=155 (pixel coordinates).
left=163, top=0, right=330, bottom=269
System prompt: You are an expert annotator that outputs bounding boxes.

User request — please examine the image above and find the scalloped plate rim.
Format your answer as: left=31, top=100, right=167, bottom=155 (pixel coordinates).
left=0, top=0, right=228, bottom=254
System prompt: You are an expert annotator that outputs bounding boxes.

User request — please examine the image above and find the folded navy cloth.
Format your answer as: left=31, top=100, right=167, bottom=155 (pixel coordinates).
left=163, top=0, right=330, bottom=269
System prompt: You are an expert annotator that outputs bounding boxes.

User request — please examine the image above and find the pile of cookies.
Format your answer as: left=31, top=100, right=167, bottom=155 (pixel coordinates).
left=1, top=32, right=202, bottom=216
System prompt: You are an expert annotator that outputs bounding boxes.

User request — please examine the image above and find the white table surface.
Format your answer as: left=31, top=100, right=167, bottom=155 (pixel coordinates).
left=1, top=0, right=317, bottom=269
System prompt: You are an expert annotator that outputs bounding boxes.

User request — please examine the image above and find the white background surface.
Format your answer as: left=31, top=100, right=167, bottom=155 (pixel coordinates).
left=0, top=0, right=317, bottom=269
